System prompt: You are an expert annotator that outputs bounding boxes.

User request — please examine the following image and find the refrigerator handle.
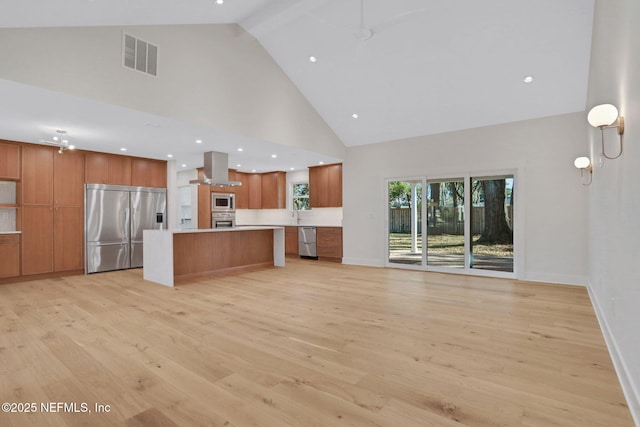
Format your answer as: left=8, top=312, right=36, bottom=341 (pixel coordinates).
left=129, top=210, right=133, bottom=239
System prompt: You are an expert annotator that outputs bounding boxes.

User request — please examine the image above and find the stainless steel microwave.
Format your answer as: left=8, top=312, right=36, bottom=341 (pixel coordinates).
left=212, top=193, right=235, bottom=212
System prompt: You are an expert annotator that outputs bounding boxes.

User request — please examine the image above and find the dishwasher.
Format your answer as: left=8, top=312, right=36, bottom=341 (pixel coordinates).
left=298, top=226, right=317, bottom=258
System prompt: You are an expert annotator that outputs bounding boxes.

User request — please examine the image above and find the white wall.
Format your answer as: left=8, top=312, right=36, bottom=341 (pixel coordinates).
left=0, top=24, right=345, bottom=159
left=586, top=0, right=640, bottom=421
left=343, top=112, right=589, bottom=285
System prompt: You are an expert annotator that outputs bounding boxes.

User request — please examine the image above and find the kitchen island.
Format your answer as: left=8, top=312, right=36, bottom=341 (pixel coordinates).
left=143, top=226, right=284, bottom=287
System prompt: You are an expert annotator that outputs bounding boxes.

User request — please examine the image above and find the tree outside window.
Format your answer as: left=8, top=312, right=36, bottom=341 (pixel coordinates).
left=293, top=183, right=310, bottom=210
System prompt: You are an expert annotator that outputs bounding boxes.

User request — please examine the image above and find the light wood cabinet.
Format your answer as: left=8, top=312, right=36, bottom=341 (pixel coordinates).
left=261, top=172, right=286, bottom=209
left=54, top=206, right=84, bottom=271
left=54, top=150, right=85, bottom=206
left=85, top=152, right=132, bottom=186
left=197, top=168, right=212, bottom=229
left=309, top=163, right=342, bottom=208
left=316, top=227, right=342, bottom=261
left=22, top=205, right=54, bottom=275
left=248, top=173, right=262, bottom=209
left=235, top=171, right=285, bottom=210
left=0, top=234, right=20, bottom=278
left=22, top=144, right=54, bottom=205
left=235, top=172, right=249, bottom=209
left=285, top=226, right=298, bottom=255
left=0, top=141, right=20, bottom=180
left=131, top=158, right=167, bottom=188
left=22, top=145, right=85, bottom=275
left=327, top=164, right=343, bottom=207
left=84, top=152, right=107, bottom=184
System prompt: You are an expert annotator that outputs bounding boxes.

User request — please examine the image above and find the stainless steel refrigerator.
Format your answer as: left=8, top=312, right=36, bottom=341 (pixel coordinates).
left=85, top=184, right=166, bottom=274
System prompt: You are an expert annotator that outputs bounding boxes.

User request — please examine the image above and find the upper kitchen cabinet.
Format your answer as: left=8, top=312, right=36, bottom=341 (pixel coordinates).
left=131, top=158, right=167, bottom=188
left=233, top=171, right=286, bottom=209
left=54, top=150, right=85, bottom=207
left=234, top=172, right=249, bottom=209
left=309, top=163, right=342, bottom=208
left=247, top=173, right=262, bottom=209
left=22, top=144, right=54, bottom=205
left=261, top=171, right=286, bottom=209
left=85, top=152, right=132, bottom=186
left=0, top=141, right=21, bottom=180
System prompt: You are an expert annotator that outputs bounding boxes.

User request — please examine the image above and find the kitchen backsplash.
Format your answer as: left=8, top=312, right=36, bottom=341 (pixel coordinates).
left=0, top=181, right=16, bottom=204
left=0, top=208, right=16, bottom=232
left=236, top=207, right=342, bottom=227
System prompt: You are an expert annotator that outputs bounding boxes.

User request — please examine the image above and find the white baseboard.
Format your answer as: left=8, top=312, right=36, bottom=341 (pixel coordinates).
left=587, top=285, right=640, bottom=426
left=341, top=257, right=384, bottom=268
left=523, top=271, right=587, bottom=286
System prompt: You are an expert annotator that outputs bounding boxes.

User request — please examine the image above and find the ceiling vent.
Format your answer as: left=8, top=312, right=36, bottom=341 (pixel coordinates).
left=123, top=33, right=158, bottom=76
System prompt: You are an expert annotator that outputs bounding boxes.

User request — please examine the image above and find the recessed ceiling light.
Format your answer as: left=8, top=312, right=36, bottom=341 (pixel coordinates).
left=523, top=76, right=534, bottom=83
left=68, top=145, right=75, bottom=150
left=319, top=161, right=324, bottom=165
left=237, top=148, right=243, bottom=152
left=309, top=56, right=317, bottom=63
left=252, top=169, right=257, bottom=173
left=167, top=154, right=173, bottom=158
left=352, top=113, right=359, bottom=119
left=195, top=139, right=202, bottom=144
left=271, top=154, right=277, bottom=158
left=290, top=167, right=295, bottom=171
left=236, top=164, right=241, bottom=168
left=181, top=164, right=187, bottom=168
left=120, top=148, right=127, bottom=151
left=216, top=0, right=223, bottom=4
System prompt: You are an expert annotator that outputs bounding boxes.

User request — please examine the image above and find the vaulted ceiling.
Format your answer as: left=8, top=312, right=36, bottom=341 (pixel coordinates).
left=0, top=0, right=594, bottom=169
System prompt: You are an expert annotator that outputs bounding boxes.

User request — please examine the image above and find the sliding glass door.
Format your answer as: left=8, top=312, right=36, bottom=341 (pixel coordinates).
left=387, top=180, right=422, bottom=265
left=470, top=176, right=514, bottom=272
left=387, top=173, right=515, bottom=277
left=426, top=178, right=465, bottom=269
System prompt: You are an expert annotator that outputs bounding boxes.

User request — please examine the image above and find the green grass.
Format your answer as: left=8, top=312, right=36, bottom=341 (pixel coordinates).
left=389, top=233, right=513, bottom=257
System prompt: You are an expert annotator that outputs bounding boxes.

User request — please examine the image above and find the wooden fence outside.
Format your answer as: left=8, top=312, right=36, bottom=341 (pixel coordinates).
left=389, top=207, right=513, bottom=235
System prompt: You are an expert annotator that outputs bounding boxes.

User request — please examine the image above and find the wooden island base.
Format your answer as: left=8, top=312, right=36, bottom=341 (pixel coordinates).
left=143, top=227, right=284, bottom=286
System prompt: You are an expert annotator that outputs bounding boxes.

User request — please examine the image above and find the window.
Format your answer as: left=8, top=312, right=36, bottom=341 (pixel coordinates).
left=292, top=183, right=310, bottom=210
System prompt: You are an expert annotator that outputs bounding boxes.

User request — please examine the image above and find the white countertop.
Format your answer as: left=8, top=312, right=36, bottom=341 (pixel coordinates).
left=153, top=226, right=284, bottom=235
left=0, top=231, right=21, bottom=234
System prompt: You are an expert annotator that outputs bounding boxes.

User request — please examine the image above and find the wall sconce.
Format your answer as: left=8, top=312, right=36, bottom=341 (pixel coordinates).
left=587, top=104, right=624, bottom=159
left=574, top=156, right=593, bottom=186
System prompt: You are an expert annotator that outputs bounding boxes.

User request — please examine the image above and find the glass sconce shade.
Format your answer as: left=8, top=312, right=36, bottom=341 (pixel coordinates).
left=587, top=104, right=619, bottom=127
left=574, top=157, right=591, bottom=169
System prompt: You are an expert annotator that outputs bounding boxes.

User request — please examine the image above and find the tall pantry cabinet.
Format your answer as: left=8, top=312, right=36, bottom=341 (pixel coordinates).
left=21, top=145, right=84, bottom=275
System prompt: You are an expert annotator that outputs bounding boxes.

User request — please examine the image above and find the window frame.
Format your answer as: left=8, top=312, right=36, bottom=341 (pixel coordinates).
left=291, top=181, right=310, bottom=211
left=384, top=169, right=520, bottom=280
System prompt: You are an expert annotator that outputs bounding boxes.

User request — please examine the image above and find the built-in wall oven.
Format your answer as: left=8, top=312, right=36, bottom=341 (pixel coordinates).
left=212, top=212, right=235, bottom=228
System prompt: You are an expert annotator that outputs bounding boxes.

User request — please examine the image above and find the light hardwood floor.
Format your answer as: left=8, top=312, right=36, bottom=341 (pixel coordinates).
left=0, top=259, right=633, bottom=426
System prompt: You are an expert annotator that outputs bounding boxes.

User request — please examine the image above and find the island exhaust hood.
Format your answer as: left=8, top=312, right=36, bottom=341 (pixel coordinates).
left=189, top=151, right=242, bottom=187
